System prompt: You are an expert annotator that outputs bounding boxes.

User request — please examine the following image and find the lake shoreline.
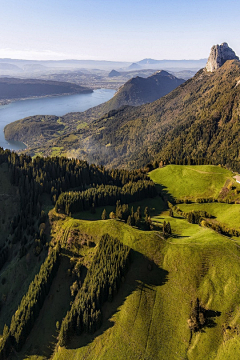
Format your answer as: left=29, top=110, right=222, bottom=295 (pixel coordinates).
left=0, top=88, right=115, bottom=152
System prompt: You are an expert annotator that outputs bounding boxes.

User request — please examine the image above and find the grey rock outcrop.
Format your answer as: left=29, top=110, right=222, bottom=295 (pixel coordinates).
left=206, top=42, right=239, bottom=72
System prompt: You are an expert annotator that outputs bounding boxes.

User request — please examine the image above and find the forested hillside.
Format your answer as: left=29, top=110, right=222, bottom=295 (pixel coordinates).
left=0, top=148, right=158, bottom=359
left=4, top=70, right=184, bottom=151
left=5, top=59, right=240, bottom=170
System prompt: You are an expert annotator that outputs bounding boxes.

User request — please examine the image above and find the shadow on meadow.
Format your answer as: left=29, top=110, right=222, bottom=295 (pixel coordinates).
left=65, top=249, right=169, bottom=351
left=14, top=248, right=168, bottom=359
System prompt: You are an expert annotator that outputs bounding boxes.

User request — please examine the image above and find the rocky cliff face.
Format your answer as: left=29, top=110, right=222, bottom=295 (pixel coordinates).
left=206, top=42, right=239, bottom=72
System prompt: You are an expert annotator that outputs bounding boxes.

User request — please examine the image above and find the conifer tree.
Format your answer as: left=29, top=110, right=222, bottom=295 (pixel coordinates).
left=127, top=215, right=132, bottom=226
left=101, top=209, right=107, bottom=220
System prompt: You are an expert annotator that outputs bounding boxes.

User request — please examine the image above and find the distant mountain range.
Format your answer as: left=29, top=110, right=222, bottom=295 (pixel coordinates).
left=137, top=58, right=207, bottom=66
left=108, top=68, right=196, bottom=81
left=0, top=57, right=207, bottom=74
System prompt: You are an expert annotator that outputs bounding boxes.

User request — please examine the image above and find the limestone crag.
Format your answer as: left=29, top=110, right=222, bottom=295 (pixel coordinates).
left=206, top=42, right=239, bottom=72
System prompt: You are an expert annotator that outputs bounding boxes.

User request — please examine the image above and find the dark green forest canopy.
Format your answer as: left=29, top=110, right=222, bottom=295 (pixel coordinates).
left=0, top=147, right=155, bottom=271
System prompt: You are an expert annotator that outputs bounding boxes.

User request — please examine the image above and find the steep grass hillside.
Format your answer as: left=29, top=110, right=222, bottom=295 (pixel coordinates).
left=48, top=211, right=240, bottom=360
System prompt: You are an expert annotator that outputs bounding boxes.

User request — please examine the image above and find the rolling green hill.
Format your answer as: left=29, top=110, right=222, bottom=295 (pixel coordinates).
left=1, top=153, right=240, bottom=359
left=5, top=205, right=239, bottom=360
left=149, top=165, right=234, bottom=201
left=47, top=213, right=240, bottom=360
left=179, top=202, right=240, bottom=231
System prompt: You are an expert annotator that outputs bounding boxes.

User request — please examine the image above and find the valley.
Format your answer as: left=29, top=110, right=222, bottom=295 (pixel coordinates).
left=0, top=42, right=240, bottom=360
left=3, top=69, right=185, bottom=153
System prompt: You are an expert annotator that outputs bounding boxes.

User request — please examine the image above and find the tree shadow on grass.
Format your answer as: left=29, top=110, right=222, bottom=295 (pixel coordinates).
left=202, top=309, right=221, bottom=331
left=172, top=234, right=190, bottom=239
left=66, top=249, right=169, bottom=350
left=13, top=255, right=88, bottom=360
left=155, top=184, right=175, bottom=206
left=190, top=299, right=221, bottom=336
left=13, top=250, right=168, bottom=359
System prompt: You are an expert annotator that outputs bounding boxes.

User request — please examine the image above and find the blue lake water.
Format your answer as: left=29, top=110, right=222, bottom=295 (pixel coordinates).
left=0, top=88, right=115, bottom=151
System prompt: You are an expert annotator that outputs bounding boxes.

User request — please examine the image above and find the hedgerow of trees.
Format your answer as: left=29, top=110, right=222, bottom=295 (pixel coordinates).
left=55, top=180, right=157, bottom=215
left=58, top=234, right=130, bottom=346
left=168, top=201, right=240, bottom=237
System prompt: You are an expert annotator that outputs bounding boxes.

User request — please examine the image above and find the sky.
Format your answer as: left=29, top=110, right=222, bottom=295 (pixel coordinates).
left=0, top=0, right=239, bottom=61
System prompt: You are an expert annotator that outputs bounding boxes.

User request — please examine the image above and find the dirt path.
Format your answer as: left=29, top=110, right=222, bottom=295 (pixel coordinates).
left=185, top=167, right=225, bottom=175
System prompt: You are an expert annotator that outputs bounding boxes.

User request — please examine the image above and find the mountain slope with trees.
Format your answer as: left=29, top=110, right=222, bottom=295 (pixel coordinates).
left=4, top=71, right=184, bottom=149
left=101, top=70, right=185, bottom=108
left=11, top=59, right=240, bottom=170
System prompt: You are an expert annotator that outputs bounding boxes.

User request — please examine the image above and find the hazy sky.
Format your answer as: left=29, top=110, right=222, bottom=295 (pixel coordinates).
left=0, top=0, right=239, bottom=61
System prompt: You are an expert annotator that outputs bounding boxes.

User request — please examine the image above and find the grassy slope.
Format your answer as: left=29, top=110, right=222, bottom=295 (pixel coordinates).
left=149, top=165, right=233, bottom=201
left=16, top=255, right=73, bottom=360
left=179, top=203, right=240, bottom=230
left=49, top=211, right=240, bottom=360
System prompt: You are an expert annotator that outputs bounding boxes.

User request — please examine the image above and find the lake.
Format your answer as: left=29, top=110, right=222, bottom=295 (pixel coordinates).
left=0, top=88, right=115, bottom=151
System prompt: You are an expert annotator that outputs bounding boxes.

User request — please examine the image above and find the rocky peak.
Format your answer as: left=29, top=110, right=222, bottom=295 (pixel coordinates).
left=206, top=42, right=239, bottom=72
left=155, top=70, right=170, bottom=76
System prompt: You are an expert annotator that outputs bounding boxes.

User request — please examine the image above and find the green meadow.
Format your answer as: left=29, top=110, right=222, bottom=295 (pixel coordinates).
left=149, top=165, right=233, bottom=201
left=179, top=202, right=240, bottom=231
left=49, top=210, right=240, bottom=360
